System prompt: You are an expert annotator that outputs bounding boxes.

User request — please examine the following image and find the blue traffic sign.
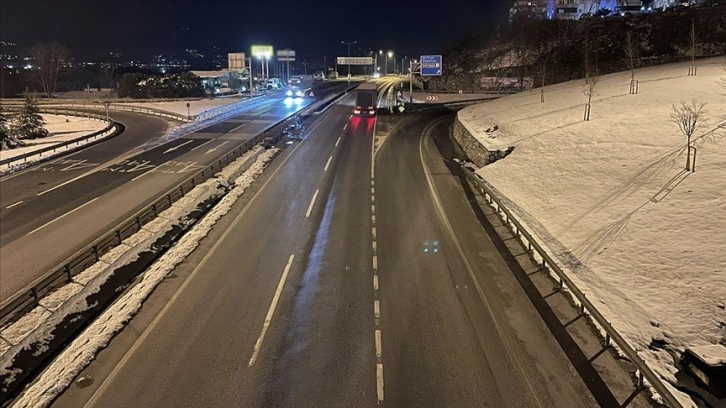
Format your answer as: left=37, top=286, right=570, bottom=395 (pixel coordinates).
left=420, top=55, right=442, bottom=76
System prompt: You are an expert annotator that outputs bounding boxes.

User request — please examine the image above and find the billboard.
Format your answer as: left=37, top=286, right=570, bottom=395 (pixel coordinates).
left=228, top=53, right=246, bottom=71
left=251, top=45, right=273, bottom=58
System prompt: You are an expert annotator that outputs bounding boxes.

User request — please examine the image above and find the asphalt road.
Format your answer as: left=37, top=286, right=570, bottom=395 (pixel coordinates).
left=52, top=101, right=601, bottom=407
left=0, top=91, right=332, bottom=304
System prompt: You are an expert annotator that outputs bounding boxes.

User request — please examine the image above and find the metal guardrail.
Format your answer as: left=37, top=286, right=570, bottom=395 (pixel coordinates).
left=0, top=102, right=299, bottom=327
left=460, top=166, right=682, bottom=408
left=0, top=108, right=117, bottom=171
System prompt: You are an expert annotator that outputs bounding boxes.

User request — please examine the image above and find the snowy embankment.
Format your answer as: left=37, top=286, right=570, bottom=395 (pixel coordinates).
left=0, top=114, right=109, bottom=162
left=1, top=146, right=278, bottom=407
left=458, top=57, right=726, bottom=405
left=115, top=97, right=244, bottom=117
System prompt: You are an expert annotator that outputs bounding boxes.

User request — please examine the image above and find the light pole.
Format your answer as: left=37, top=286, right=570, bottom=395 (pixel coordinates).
left=386, top=51, right=393, bottom=76
left=341, top=40, right=357, bottom=84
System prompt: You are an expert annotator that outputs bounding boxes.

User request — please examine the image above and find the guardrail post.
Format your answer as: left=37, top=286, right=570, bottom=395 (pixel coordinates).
left=136, top=216, right=141, bottom=230
left=167, top=194, right=173, bottom=206
left=604, top=334, right=610, bottom=347
left=637, top=371, right=644, bottom=389
left=152, top=204, right=158, bottom=217
left=31, top=287, right=39, bottom=307
left=579, top=304, right=586, bottom=316
left=64, top=265, right=73, bottom=282
left=527, top=242, right=532, bottom=252
left=191, top=177, right=196, bottom=188
left=542, top=258, right=547, bottom=269
left=116, top=230, right=122, bottom=244
left=93, top=245, right=100, bottom=262
left=180, top=185, right=185, bottom=196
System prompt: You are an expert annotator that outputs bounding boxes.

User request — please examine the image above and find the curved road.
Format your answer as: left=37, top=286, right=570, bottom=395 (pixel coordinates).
left=0, top=85, right=344, bottom=304
left=52, top=97, right=602, bottom=407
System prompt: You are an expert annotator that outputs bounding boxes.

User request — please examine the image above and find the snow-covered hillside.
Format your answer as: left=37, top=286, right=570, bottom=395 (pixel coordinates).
left=459, top=57, right=726, bottom=404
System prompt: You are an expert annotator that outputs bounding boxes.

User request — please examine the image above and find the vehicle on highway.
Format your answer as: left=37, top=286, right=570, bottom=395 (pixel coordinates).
left=353, top=82, right=377, bottom=116
left=286, top=84, right=304, bottom=97
left=327, top=71, right=338, bottom=79
left=289, top=76, right=302, bottom=85
left=313, top=71, right=325, bottom=81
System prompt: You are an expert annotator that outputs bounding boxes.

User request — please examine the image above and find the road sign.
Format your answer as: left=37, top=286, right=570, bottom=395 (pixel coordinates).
left=420, top=55, right=442, bottom=76
left=251, top=45, right=273, bottom=58
left=336, top=56, right=373, bottom=65
left=228, top=53, right=246, bottom=70
left=277, top=49, right=296, bottom=62
left=425, top=95, right=439, bottom=101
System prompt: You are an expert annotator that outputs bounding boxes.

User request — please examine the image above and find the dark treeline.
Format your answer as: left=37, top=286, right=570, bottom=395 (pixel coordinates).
left=428, top=6, right=726, bottom=92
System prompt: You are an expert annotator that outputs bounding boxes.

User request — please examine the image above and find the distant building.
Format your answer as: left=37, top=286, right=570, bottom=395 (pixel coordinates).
left=190, top=69, right=248, bottom=94
left=509, top=0, right=549, bottom=21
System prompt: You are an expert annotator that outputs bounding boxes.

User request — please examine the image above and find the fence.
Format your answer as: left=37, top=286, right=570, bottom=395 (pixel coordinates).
left=0, top=102, right=298, bottom=327
left=460, top=166, right=682, bottom=408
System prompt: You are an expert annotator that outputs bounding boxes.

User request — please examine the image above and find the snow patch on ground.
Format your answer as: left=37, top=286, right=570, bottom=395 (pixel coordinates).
left=0, top=114, right=108, bottom=162
left=8, top=146, right=275, bottom=407
left=459, top=57, right=726, bottom=405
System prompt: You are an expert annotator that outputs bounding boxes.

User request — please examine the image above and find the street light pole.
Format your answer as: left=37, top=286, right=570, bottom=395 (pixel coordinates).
left=386, top=51, right=393, bottom=76
left=341, top=40, right=357, bottom=84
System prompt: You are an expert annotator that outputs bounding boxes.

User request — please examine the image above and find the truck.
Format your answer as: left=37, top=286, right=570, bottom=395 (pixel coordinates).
left=354, top=82, right=377, bottom=116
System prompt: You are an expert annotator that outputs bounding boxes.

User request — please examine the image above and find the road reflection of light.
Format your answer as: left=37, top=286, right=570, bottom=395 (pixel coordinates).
left=282, top=187, right=337, bottom=356
left=366, top=117, right=375, bottom=132
left=351, top=116, right=361, bottom=130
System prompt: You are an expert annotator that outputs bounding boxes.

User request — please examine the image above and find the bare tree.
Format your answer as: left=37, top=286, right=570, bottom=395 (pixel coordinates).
left=622, top=30, right=641, bottom=94
left=582, top=72, right=600, bottom=121
left=688, top=19, right=697, bottom=76
left=28, top=41, right=70, bottom=98
left=670, top=99, right=709, bottom=171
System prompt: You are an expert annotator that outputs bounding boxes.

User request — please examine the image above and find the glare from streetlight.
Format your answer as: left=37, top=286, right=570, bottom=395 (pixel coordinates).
left=387, top=51, right=393, bottom=58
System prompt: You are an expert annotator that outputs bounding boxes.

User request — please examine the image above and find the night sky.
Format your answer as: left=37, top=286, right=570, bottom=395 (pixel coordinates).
left=1, top=0, right=513, bottom=62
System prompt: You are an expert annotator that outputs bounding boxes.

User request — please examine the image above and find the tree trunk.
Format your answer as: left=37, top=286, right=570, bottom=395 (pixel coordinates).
left=686, top=134, right=691, bottom=170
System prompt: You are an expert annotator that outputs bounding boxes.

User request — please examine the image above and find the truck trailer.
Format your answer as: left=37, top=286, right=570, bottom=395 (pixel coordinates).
left=354, top=82, right=378, bottom=116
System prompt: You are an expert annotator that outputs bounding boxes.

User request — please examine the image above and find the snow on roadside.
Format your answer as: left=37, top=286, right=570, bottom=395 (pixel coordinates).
left=115, top=98, right=244, bottom=117
left=458, top=57, right=726, bottom=406
left=10, top=147, right=278, bottom=408
left=0, top=114, right=108, bottom=161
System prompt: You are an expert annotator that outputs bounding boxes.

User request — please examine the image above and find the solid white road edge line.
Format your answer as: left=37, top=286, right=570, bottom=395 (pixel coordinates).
left=248, top=254, right=295, bottom=367
left=26, top=197, right=100, bottom=236
left=418, top=126, right=544, bottom=408
left=305, top=189, right=319, bottom=218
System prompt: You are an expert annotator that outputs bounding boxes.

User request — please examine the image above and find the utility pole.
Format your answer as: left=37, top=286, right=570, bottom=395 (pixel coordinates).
left=341, top=40, right=357, bottom=85
left=248, top=57, right=254, bottom=96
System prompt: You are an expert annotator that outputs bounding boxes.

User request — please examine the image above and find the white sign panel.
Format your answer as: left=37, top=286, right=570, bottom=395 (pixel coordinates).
left=337, top=56, right=373, bottom=65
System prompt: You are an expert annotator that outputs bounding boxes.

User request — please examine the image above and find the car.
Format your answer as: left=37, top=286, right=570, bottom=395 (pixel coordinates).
left=286, top=84, right=304, bottom=97
left=289, top=76, right=302, bottom=85
left=327, top=71, right=338, bottom=79
left=313, top=71, right=325, bottom=81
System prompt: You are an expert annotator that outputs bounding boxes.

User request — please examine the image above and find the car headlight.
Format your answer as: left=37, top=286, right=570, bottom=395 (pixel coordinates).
left=286, top=90, right=293, bottom=96
left=295, top=90, right=303, bottom=97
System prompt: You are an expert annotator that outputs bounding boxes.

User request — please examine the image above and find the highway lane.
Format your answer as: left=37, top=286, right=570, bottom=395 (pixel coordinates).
left=0, top=94, right=319, bottom=303
left=51, top=102, right=605, bottom=408
left=376, top=111, right=598, bottom=407
left=53, top=93, right=371, bottom=407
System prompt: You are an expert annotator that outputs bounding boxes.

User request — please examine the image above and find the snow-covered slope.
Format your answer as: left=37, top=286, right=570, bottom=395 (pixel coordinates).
left=459, top=57, right=726, bottom=402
